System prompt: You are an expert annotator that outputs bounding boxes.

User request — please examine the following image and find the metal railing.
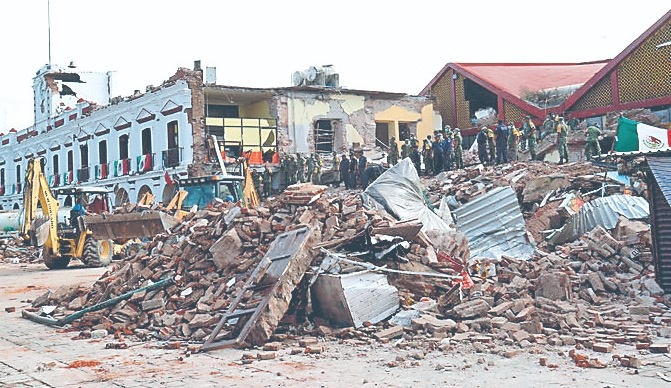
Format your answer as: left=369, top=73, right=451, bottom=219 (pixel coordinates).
left=77, top=167, right=90, bottom=183
left=162, top=147, right=182, bottom=168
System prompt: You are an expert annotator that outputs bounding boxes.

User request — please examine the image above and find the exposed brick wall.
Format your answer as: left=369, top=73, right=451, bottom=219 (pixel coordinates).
left=170, top=68, right=207, bottom=177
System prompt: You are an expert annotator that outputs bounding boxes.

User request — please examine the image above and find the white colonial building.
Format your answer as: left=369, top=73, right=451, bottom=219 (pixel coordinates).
left=0, top=61, right=441, bottom=210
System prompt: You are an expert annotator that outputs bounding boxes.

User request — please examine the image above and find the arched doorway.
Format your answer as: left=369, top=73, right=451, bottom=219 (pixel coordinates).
left=115, top=187, right=130, bottom=207
left=13, top=203, right=19, bottom=209
left=162, top=183, right=176, bottom=205
left=137, top=185, right=152, bottom=203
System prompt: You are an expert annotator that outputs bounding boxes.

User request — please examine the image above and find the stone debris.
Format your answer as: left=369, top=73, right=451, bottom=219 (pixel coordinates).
left=21, top=160, right=670, bottom=373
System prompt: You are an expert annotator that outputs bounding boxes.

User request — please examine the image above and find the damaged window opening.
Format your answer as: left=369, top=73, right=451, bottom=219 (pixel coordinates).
left=398, top=123, right=412, bottom=142
left=314, top=120, right=334, bottom=153
left=207, top=118, right=278, bottom=161
left=375, top=122, right=390, bottom=148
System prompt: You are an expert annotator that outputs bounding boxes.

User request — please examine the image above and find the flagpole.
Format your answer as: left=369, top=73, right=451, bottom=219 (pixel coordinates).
left=47, top=0, right=52, bottom=65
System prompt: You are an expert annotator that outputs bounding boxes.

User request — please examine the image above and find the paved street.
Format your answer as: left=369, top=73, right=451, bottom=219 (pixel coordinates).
left=2, top=263, right=671, bottom=387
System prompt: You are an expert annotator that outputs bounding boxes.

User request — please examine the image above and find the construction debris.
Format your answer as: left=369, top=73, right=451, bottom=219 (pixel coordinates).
left=20, top=159, right=671, bottom=373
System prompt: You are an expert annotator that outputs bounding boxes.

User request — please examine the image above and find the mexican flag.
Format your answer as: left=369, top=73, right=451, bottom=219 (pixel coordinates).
left=614, top=117, right=671, bottom=152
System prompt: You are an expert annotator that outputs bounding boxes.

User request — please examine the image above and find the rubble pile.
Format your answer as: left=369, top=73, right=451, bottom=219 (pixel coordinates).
left=24, top=158, right=670, bottom=370
left=425, top=161, right=603, bottom=212
left=0, top=235, right=40, bottom=264
left=306, top=216, right=665, bottom=370
left=29, top=188, right=457, bottom=343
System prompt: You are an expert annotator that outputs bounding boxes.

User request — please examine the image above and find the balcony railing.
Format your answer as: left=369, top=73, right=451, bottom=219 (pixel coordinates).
left=162, top=147, right=182, bottom=168
left=77, top=167, right=90, bottom=183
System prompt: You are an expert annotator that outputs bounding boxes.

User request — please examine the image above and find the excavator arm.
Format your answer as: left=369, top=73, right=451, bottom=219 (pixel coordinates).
left=20, top=158, right=60, bottom=254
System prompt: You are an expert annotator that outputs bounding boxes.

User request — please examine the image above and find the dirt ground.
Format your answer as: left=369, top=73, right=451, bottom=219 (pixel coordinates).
left=1, top=262, right=670, bottom=388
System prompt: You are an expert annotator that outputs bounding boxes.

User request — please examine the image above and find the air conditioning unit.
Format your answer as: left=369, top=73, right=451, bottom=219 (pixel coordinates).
left=291, top=65, right=339, bottom=88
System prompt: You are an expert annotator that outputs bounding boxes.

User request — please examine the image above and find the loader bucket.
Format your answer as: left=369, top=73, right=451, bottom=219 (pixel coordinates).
left=32, top=217, right=51, bottom=247
left=82, top=211, right=180, bottom=240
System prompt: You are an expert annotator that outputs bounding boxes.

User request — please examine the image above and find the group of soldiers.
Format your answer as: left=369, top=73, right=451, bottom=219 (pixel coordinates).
left=384, top=126, right=466, bottom=176
left=338, top=149, right=383, bottom=190
left=476, top=119, right=524, bottom=165
left=475, top=113, right=603, bottom=165
left=253, top=114, right=604, bottom=197
left=280, top=152, right=324, bottom=187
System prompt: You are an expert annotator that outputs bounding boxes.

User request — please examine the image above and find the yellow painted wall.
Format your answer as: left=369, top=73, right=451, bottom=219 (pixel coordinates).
left=239, top=100, right=271, bottom=118
left=417, top=104, right=436, bottom=142
left=374, top=103, right=436, bottom=152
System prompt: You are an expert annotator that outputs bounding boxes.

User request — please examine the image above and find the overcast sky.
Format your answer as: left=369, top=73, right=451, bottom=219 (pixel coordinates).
left=0, top=1, right=668, bottom=132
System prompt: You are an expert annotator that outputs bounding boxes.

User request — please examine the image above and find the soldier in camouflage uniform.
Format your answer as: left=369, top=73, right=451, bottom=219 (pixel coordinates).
left=422, top=135, right=433, bottom=175
left=332, top=151, right=340, bottom=186
left=453, top=128, right=464, bottom=169
left=584, top=124, right=602, bottom=159
left=262, top=164, right=272, bottom=198
left=508, top=121, right=521, bottom=162
left=486, top=127, right=496, bottom=164
left=556, top=117, right=569, bottom=164
left=542, top=114, right=556, bottom=140
left=522, top=116, right=537, bottom=161
left=281, top=153, right=291, bottom=188
left=306, top=153, right=314, bottom=183
left=388, top=137, right=399, bottom=165
left=313, top=153, right=322, bottom=184
left=296, top=153, right=306, bottom=183
left=289, top=154, right=298, bottom=184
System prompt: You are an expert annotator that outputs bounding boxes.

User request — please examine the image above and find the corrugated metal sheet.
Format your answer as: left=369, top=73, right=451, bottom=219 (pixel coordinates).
left=647, top=157, right=671, bottom=292
left=648, top=157, right=671, bottom=206
left=605, top=148, right=671, bottom=158
left=453, top=186, right=535, bottom=261
left=549, top=194, right=649, bottom=245
left=651, top=179, right=671, bottom=292
left=312, top=271, right=399, bottom=328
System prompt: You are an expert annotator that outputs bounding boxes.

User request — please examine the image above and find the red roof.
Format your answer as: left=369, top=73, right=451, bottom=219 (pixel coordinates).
left=453, top=62, right=608, bottom=99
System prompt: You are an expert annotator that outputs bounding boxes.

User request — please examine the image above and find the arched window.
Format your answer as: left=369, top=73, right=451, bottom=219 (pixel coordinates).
left=52, top=154, right=59, bottom=175
left=99, top=140, right=108, bottom=164
left=119, top=134, right=129, bottom=160
left=80, top=144, right=89, bottom=168
left=141, top=128, right=152, bottom=155
left=167, top=120, right=179, bottom=149
left=67, top=150, right=74, bottom=171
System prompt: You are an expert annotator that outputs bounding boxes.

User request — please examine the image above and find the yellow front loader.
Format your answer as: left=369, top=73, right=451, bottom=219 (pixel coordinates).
left=20, top=158, right=114, bottom=269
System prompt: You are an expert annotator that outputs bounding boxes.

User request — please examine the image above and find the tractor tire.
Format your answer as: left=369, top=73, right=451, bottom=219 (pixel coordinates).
left=83, top=238, right=113, bottom=268
left=43, top=249, right=71, bottom=270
